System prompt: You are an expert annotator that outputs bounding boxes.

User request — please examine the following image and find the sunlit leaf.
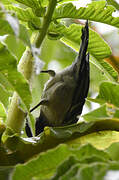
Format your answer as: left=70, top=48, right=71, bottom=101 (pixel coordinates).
left=49, top=23, right=111, bottom=60
left=91, top=58, right=118, bottom=82
left=2, top=119, right=119, bottom=165
left=0, top=85, right=10, bottom=109
left=15, top=0, right=40, bottom=9
left=106, top=142, right=119, bottom=161
left=51, top=156, right=79, bottom=180
left=39, top=0, right=49, bottom=7
left=53, top=1, right=119, bottom=28
left=0, top=103, right=6, bottom=121
left=73, top=131, right=119, bottom=150
left=96, top=82, right=119, bottom=107
left=72, top=163, right=107, bottom=180
left=1, top=0, right=17, bottom=4
left=85, top=56, right=118, bottom=94
left=83, top=104, right=110, bottom=122
left=0, top=19, right=30, bottom=47
left=4, top=35, right=25, bottom=60
left=6, top=14, right=19, bottom=36
left=58, top=0, right=77, bottom=4
left=0, top=43, right=32, bottom=110
left=12, top=144, right=110, bottom=180
left=107, top=0, right=119, bottom=11
left=5, top=5, right=41, bottom=24
left=0, top=19, right=14, bottom=35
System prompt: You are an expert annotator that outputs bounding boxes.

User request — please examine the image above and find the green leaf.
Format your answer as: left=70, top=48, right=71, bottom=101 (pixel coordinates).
left=0, top=85, right=10, bottom=109
left=49, top=23, right=111, bottom=60
left=0, top=103, right=6, bottom=121
left=58, top=0, right=77, bottom=4
left=74, top=163, right=107, bottom=180
left=0, top=19, right=14, bottom=35
left=0, top=19, right=30, bottom=47
left=106, top=142, right=119, bottom=161
left=51, top=156, right=79, bottom=180
left=57, top=163, right=81, bottom=180
left=4, top=35, right=26, bottom=61
left=96, top=82, right=119, bottom=107
left=12, top=144, right=110, bottom=180
left=0, top=43, right=32, bottom=110
left=53, top=1, right=119, bottom=28
left=7, top=6, right=35, bottom=21
left=1, top=0, right=17, bottom=4
left=91, top=57, right=118, bottom=82
left=107, top=0, right=119, bottom=11
left=89, top=59, right=117, bottom=93
left=83, top=104, right=110, bottom=122
left=12, top=144, right=74, bottom=180
left=18, top=24, right=31, bottom=47
left=53, top=156, right=107, bottom=180
left=5, top=5, right=41, bottom=24
left=4, top=120, right=119, bottom=164
left=15, top=0, right=40, bottom=9
left=0, top=72, right=13, bottom=92
left=39, top=0, right=49, bottom=7
left=55, top=158, right=112, bottom=180
left=73, top=131, right=119, bottom=150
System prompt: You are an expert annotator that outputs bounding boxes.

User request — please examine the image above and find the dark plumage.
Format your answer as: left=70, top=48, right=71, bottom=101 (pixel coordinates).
left=25, top=20, right=90, bottom=137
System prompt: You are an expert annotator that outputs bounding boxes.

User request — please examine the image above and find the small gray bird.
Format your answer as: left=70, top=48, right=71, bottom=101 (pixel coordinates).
left=25, top=20, right=90, bottom=137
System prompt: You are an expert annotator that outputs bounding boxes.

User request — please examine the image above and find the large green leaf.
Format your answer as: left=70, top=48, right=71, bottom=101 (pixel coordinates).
left=0, top=19, right=30, bottom=47
left=6, top=2, right=111, bottom=60
left=0, top=85, right=11, bottom=109
left=83, top=104, right=110, bottom=122
left=58, top=0, right=77, bottom=4
left=39, top=0, right=49, bottom=7
left=14, top=0, right=40, bottom=9
left=107, top=0, right=119, bottom=11
left=89, top=58, right=118, bottom=94
left=0, top=43, right=32, bottom=110
left=11, top=142, right=119, bottom=180
left=49, top=23, right=111, bottom=60
left=57, top=163, right=105, bottom=180
left=4, top=35, right=26, bottom=61
left=5, top=6, right=41, bottom=26
left=91, top=57, right=118, bottom=82
left=12, top=144, right=110, bottom=180
left=1, top=0, right=17, bottom=4
left=69, top=162, right=119, bottom=180
left=2, top=119, right=119, bottom=165
left=0, top=19, right=14, bottom=35
left=70, top=131, right=119, bottom=150
left=53, top=1, right=119, bottom=28
left=106, top=142, right=119, bottom=161
left=96, top=82, right=119, bottom=107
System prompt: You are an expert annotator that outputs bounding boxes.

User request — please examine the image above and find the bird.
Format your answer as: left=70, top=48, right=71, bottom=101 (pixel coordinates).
left=25, top=20, right=90, bottom=137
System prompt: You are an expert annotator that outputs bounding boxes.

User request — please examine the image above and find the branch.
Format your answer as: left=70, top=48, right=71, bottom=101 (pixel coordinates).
left=35, top=0, right=57, bottom=47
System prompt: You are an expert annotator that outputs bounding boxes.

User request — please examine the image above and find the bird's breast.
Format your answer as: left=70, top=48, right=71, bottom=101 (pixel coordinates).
left=40, top=73, right=76, bottom=126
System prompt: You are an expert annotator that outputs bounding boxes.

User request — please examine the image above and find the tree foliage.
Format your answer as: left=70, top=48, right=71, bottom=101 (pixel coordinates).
left=0, top=0, right=119, bottom=179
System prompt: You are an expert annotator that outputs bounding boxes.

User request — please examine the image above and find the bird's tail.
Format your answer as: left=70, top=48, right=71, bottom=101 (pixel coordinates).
left=63, top=20, right=89, bottom=124
left=74, top=20, right=89, bottom=77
